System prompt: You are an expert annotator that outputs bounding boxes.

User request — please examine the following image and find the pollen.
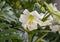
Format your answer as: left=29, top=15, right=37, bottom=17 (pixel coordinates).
left=27, top=14, right=35, bottom=25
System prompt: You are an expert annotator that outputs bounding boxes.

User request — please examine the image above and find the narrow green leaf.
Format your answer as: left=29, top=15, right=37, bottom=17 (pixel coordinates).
left=36, top=33, right=48, bottom=42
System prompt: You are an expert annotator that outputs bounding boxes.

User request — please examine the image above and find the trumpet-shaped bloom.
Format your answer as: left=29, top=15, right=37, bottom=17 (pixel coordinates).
left=19, top=9, right=52, bottom=31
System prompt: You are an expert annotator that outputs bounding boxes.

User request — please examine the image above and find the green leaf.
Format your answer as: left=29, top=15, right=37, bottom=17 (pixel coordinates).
left=42, top=13, right=51, bottom=21
left=0, top=1, right=5, bottom=8
left=36, top=33, right=48, bottom=42
left=0, top=10, right=18, bottom=23
left=0, top=23, right=11, bottom=28
left=0, top=28, right=20, bottom=41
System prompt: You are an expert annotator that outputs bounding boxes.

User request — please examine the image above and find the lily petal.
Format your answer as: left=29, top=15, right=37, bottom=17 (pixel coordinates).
left=23, top=9, right=30, bottom=14
left=28, top=23, right=37, bottom=31
left=31, top=11, right=41, bottom=19
left=39, top=13, right=45, bottom=19
left=19, top=14, right=27, bottom=24
left=50, top=25, right=60, bottom=32
left=37, top=19, right=51, bottom=26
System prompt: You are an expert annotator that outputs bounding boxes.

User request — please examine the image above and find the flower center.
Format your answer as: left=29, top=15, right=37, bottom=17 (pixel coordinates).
left=27, top=14, right=35, bottom=25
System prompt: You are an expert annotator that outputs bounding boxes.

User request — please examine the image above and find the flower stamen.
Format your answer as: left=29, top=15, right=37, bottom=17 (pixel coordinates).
left=27, top=14, right=35, bottom=25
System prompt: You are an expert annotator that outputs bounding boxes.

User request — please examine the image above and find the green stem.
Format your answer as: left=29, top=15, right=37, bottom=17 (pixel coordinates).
left=28, top=32, right=33, bottom=42
left=36, top=33, right=48, bottom=42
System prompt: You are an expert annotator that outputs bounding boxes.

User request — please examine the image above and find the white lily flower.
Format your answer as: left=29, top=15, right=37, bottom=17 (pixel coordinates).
left=50, top=25, right=60, bottom=33
left=49, top=3, right=60, bottom=24
left=19, top=9, right=52, bottom=31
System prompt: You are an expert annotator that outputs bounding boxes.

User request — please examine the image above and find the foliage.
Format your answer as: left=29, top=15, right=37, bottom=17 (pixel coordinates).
left=0, top=0, right=60, bottom=42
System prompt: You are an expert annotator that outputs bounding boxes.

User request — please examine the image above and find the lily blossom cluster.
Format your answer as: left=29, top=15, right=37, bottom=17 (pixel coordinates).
left=19, top=3, right=60, bottom=33
left=19, top=9, right=52, bottom=31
